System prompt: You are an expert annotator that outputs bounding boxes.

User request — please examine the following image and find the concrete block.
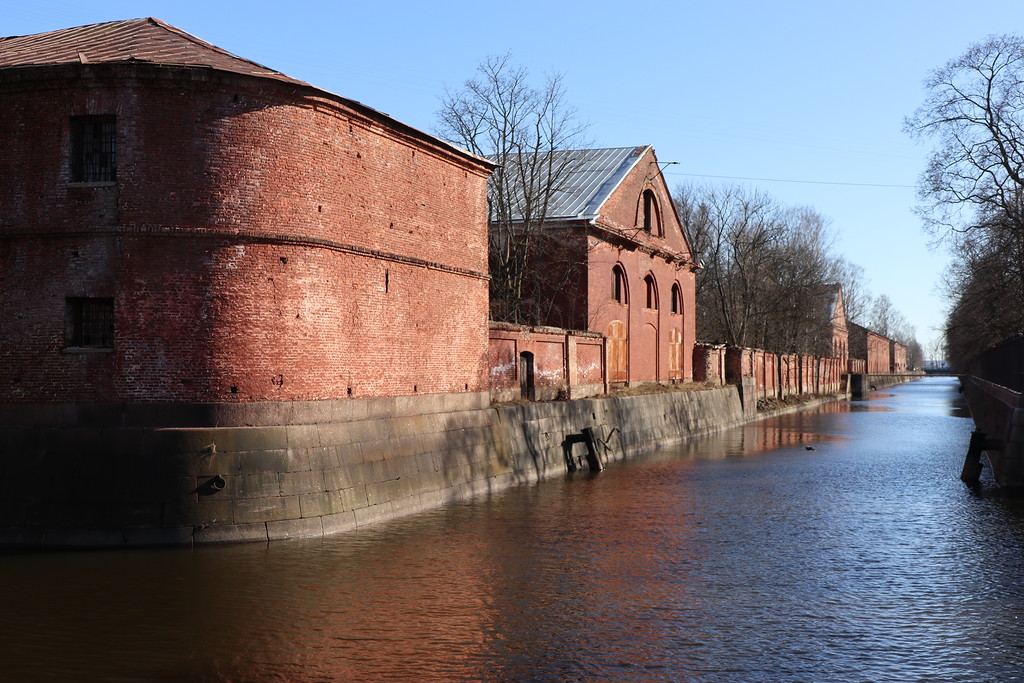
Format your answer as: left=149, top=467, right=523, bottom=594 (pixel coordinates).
left=124, top=526, right=194, bottom=547
left=358, top=440, right=389, bottom=464
left=393, top=394, right=439, bottom=418
left=376, top=476, right=423, bottom=504
left=323, top=466, right=354, bottom=492
left=441, top=410, right=492, bottom=431
left=268, top=516, right=323, bottom=541
left=320, top=510, right=358, bottom=536
left=234, top=495, right=300, bottom=524
left=144, top=428, right=217, bottom=458
left=279, top=470, right=325, bottom=496
left=361, top=397, right=398, bottom=421
left=344, top=419, right=394, bottom=445
left=316, top=422, right=356, bottom=448
left=353, top=501, right=395, bottom=527
left=286, top=424, right=321, bottom=450
left=414, top=450, right=440, bottom=475
left=215, top=401, right=293, bottom=428
left=333, top=443, right=363, bottom=468
left=167, top=499, right=233, bottom=527
left=235, top=472, right=282, bottom=499
left=330, top=398, right=368, bottom=423
left=219, top=426, right=290, bottom=453
left=332, top=486, right=368, bottom=511
left=298, top=491, right=346, bottom=518
left=391, top=414, right=431, bottom=438
left=194, top=522, right=268, bottom=544
left=282, top=446, right=323, bottom=473
left=291, top=400, right=335, bottom=426
left=236, top=449, right=291, bottom=475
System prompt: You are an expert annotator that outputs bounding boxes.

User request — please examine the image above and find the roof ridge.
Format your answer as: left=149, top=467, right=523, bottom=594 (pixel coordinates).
left=142, top=17, right=288, bottom=79
left=0, top=17, right=304, bottom=85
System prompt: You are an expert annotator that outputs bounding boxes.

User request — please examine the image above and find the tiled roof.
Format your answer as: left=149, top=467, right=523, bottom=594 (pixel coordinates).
left=492, top=146, right=650, bottom=220
left=0, top=17, right=307, bottom=86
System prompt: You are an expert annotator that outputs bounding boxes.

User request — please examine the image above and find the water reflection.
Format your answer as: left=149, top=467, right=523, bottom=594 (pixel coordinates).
left=1, top=377, right=1022, bottom=681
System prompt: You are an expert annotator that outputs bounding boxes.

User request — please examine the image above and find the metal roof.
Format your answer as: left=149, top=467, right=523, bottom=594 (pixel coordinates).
left=492, top=145, right=650, bottom=220
left=0, top=17, right=307, bottom=86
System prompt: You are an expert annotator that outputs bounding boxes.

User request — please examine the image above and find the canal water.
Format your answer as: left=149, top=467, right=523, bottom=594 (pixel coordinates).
left=2, top=376, right=1023, bottom=681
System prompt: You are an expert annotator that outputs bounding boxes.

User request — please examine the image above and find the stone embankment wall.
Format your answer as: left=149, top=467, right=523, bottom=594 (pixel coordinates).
left=0, top=387, right=745, bottom=548
left=849, top=372, right=922, bottom=398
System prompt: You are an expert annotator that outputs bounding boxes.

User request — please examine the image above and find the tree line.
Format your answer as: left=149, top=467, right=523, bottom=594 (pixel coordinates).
left=906, top=35, right=1024, bottom=371
left=674, top=183, right=921, bottom=365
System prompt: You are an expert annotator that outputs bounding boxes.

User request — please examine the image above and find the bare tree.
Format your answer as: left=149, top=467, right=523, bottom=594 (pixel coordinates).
left=943, top=226, right=1024, bottom=370
left=906, top=36, right=1024, bottom=368
left=867, top=294, right=902, bottom=339
left=676, top=184, right=779, bottom=347
left=905, top=35, right=1024, bottom=240
left=675, top=183, right=843, bottom=354
left=435, top=54, right=590, bottom=325
left=827, top=258, right=870, bottom=324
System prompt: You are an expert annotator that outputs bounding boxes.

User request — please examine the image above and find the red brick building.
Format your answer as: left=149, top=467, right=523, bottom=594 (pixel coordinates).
left=0, top=18, right=492, bottom=408
left=848, top=322, right=892, bottom=375
left=0, top=19, right=503, bottom=546
left=891, top=341, right=907, bottom=372
left=499, top=146, right=699, bottom=385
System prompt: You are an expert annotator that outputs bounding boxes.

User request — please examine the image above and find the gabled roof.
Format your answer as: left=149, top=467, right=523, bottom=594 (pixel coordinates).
left=492, top=145, right=651, bottom=221
left=547, top=146, right=651, bottom=218
left=0, top=17, right=306, bottom=86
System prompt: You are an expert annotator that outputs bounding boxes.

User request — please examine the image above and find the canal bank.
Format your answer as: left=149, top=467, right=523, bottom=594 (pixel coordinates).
left=6, top=377, right=1017, bottom=682
left=5, top=371, right=933, bottom=549
left=1, top=384, right=768, bottom=548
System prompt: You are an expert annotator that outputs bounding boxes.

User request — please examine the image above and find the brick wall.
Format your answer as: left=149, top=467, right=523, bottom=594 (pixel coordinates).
left=487, top=322, right=606, bottom=401
left=1, top=63, right=491, bottom=405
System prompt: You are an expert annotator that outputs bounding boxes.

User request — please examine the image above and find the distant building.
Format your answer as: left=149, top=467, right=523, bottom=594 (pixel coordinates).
left=848, top=322, right=892, bottom=374
left=492, top=146, right=700, bottom=384
left=891, top=341, right=907, bottom=372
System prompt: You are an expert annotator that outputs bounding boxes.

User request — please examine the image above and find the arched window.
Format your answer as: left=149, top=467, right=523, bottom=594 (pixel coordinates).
left=671, top=283, right=682, bottom=315
left=612, top=265, right=628, bottom=304
left=644, top=274, right=658, bottom=310
left=642, top=189, right=661, bottom=236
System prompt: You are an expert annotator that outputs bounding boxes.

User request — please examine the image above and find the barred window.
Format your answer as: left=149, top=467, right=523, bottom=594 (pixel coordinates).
left=70, top=116, right=116, bottom=182
left=66, top=297, right=114, bottom=348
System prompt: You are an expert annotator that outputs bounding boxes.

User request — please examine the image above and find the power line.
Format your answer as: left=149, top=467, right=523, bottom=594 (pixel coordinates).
left=665, top=170, right=915, bottom=189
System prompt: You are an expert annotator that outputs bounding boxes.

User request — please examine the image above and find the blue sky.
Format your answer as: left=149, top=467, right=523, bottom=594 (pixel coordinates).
left=9, top=1, right=1024, bottom=356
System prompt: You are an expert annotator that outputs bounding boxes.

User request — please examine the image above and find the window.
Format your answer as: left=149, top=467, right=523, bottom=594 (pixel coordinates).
left=612, top=265, right=628, bottom=304
left=671, top=283, right=682, bottom=315
left=642, top=189, right=661, bottom=235
left=66, top=297, right=114, bottom=348
left=645, top=274, right=658, bottom=309
left=70, top=115, right=116, bottom=182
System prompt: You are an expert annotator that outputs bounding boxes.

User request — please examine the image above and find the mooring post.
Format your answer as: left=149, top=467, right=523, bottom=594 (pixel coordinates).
left=581, top=427, right=603, bottom=472
left=960, top=430, right=987, bottom=485
left=563, top=428, right=604, bottom=472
